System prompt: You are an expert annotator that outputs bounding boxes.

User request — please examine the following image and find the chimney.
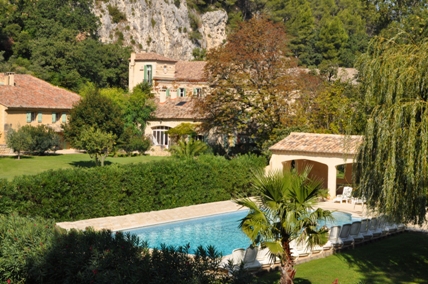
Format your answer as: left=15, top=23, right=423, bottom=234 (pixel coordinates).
left=160, top=89, right=166, bottom=104
left=5, top=72, right=14, bottom=86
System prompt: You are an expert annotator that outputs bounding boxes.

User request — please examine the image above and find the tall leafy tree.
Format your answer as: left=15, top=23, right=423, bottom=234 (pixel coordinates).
left=236, top=169, right=332, bottom=284
left=354, top=33, right=428, bottom=225
left=123, top=82, right=155, bottom=134
left=6, top=127, right=32, bottom=160
left=63, top=89, right=124, bottom=148
left=75, top=126, right=116, bottom=166
left=194, top=16, right=298, bottom=148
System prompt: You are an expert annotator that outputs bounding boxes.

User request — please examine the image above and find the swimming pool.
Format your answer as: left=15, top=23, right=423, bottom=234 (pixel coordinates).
left=122, top=210, right=359, bottom=256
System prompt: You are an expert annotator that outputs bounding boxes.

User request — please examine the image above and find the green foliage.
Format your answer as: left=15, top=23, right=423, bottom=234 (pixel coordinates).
left=5, top=127, right=32, bottom=159
left=6, top=125, right=60, bottom=158
left=63, top=88, right=124, bottom=148
left=166, top=122, right=198, bottom=142
left=0, top=216, right=247, bottom=284
left=28, top=228, right=148, bottom=283
left=21, top=125, right=61, bottom=155
left=192, top=47, right=206, bottom=61
left=118, top=126, right=151, bottom=155
left=0, top=213, right=58, bottom=283
left=169, top=139, right=209, bottom=158
left=107, top=5, right=127, bottom=23
left=75, top=126, right=116, bottom=166
left=0, top=0, right=130, bottom=91
left=354, top=32, right=428, bottom=225
left=236, top=169, right=332, bottom=283
left=0, top=155, right=266, bottom=221
left=123, top=82, right=155, bottom=134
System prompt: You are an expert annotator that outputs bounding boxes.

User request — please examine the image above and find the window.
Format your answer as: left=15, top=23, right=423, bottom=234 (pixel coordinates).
left=152, top=126, right=171, bottom=147
left=52, top=112, right=61, bottom=123
left=144, top=64, right=153, bottom=85
left=178, top=88, right=186, bottom=97
left=26, top=111, right=36, bottom=123
left=194, top=88, right=202, bottom=97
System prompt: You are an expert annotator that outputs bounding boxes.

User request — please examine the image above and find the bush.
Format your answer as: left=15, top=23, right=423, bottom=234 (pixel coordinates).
left=0, top=154, right=266, bottom=221
left=26, top=229, right=253, bottom=284
left=6, top=125, right=60, bottom=158
left=107, top=5, right=126, bottom=23
left=1, top=217, right=250, bottom=284
left=0, top=213, right=58, bottom=283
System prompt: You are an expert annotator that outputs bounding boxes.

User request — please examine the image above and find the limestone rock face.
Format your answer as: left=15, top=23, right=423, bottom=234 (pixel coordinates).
left=92, top=0, right=227, bottom=60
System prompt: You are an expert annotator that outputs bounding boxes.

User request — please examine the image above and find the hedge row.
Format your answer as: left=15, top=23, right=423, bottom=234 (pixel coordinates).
left=0, top=154, right=266, bottom=222
left=0, top=214, right=253, bottom=283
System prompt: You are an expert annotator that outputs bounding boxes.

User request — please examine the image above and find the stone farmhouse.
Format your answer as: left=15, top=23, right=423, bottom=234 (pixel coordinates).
left=129, top=52, right=207, bottom=155
left=0, top=73, right=80, bottom=154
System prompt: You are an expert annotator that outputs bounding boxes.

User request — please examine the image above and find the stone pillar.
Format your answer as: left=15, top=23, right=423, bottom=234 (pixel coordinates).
left=327, top=165, right=337, bottom=199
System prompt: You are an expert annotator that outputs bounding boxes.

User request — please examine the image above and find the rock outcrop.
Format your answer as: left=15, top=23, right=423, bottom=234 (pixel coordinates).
left=92, top=0, right=227, bottom=60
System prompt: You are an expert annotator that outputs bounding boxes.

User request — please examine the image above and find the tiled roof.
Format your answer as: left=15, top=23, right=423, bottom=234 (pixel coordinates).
left=152, top=97, right=203, bottom=119
left=175, top=61, right=206, bottom=81
left=0, top=74, right=80, bottom=109
left=134, top=52, right=177, bottom=62
left=270, top=132, right=363, bottom=155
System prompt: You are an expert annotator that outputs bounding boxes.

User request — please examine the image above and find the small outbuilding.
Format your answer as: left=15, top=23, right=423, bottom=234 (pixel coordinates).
left=268, top=132, right=363, bottom=199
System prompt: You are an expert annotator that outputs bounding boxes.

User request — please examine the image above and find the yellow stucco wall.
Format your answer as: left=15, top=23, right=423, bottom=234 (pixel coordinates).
left=0, top=108, right=69, bottom=145
left=129, top=60, right=176, bottom=91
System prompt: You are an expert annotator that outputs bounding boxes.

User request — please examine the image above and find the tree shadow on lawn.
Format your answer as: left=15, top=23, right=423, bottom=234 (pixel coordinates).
left=0, top=155, right=34, bottom=159
left=336, top=232, right=428, bottom=283
left=69, top=160, right=113, bottom=168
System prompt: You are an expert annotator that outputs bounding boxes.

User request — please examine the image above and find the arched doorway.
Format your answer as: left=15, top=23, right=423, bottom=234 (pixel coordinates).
left=152, top=126, right=171, bottom=148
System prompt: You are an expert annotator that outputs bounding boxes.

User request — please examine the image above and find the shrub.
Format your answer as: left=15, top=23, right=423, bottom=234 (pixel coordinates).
left=0, top=213, right=58, bottom=283
left=0, top=155, right=266, bottom=221
left=6, top=125, right=60, bottom=158
left=26, top=228, right=249, bottom=284
left=107, top=5, right=126, bottom=23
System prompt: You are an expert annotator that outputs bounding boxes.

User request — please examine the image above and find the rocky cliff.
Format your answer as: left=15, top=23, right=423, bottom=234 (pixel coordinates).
left=92, top=0, right=227, bottom=60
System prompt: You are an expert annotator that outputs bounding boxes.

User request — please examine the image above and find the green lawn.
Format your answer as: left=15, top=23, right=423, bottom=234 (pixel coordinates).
left=256, top=232, right=428, bottom=284
left=0, top=154, right=168, bottom=180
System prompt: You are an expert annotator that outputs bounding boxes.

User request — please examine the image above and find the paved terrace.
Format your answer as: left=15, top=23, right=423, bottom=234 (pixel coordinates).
left=57, top=200, right=371, bottom=232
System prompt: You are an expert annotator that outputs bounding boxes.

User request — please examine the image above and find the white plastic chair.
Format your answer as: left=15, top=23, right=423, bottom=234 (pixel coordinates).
left=333, top=187, right=353, bottom=203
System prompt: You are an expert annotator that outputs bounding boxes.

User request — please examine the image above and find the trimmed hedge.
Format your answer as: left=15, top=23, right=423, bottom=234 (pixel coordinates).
left=0, top=154, right=266, bottom=221
left=0, top=215, right=253, bottom=284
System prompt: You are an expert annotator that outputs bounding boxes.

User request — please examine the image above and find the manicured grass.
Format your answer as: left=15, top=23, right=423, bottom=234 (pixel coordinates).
left=256, top=232, right=428, bottom=284
left=0, top=154, right=169, bottom=180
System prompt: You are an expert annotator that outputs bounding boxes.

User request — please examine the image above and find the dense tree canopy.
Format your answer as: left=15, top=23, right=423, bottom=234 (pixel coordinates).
left=62, top=89, right=124, bottom=148
left=354, top=32, right=428, bottom=225
left=195, top=16, right=299, bottom=147
left=0, top=0, right=130, bottom=91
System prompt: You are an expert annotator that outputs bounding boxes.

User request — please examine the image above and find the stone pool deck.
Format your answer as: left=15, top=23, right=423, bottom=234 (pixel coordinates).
left=56, top=199, right=369, bottom=232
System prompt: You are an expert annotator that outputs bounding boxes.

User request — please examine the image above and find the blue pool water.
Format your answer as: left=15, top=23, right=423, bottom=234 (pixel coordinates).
left=123, top=210, right=358, bottom=256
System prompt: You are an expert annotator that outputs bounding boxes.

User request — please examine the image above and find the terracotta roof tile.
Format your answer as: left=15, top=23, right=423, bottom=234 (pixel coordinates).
left=134, top=52, right=177, bottom=62
left=270, top=132, right=363, bottom=155
left=152, top=97, right=203, bottom=119
left=0, top=74, right=80, bottom=109
left=175, top=61, right=206, bottom=81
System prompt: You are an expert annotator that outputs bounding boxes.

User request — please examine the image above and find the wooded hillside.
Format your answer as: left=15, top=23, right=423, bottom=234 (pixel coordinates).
left=1, top=0, right=426, bottom=91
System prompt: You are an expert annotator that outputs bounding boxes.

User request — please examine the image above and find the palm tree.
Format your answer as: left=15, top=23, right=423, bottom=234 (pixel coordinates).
left=169, top=138, right=208, bottom=158
left=236, top=168, right=333, bottom=284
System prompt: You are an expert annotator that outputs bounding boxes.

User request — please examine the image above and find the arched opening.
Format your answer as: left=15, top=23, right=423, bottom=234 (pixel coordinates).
left=152, top=126, right=171, bottom=147
left=336, top=163, right=353, bottom=194
left=281, top=159, right=329, bottom=189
